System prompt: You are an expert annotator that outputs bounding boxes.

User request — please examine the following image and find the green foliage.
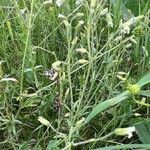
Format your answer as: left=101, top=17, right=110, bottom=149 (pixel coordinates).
left=0, top=0, right=150, bottom=149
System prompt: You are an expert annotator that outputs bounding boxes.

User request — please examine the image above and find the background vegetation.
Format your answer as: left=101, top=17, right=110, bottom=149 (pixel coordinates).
left=0, top=0, right=150, bottom=149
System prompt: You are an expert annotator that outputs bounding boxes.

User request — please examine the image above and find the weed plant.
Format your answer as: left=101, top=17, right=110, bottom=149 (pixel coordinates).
left=0, top=0, right=150, bottom=149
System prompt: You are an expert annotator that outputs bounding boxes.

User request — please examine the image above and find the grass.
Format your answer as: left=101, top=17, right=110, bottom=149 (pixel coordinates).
left=0, top=0, right=150, bottom=149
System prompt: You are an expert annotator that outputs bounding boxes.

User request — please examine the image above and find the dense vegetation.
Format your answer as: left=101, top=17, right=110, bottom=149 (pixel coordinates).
left=0, top=0, right=150, bottom=149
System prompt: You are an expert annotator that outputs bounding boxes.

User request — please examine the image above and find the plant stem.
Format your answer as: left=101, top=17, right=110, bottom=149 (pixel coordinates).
left=73, top=132, right=114, bottom=146
left=20, top=0, right=34, bottom=94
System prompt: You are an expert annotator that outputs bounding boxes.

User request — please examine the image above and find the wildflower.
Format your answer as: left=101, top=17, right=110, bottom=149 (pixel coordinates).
left=114, top=126, right=136, bottom=138
left=38, top=116, right=50, bottom=127
left=56, top=0, right=65, bottom=7
left=76, top=48, right=87, bottom=54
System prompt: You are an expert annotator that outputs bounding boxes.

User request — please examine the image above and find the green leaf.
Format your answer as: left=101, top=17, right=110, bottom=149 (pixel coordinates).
left=46, top=140, right=61, bottom=150
left=137, top=71, right=150, bottom=87
left=22, top=98, right=40, bottom=108
left=19, top=142, right=28, bottom=150
left=85, top=71, right=150, bottom=124
left=134, top=120, right=150, bottom=144
left=85, top=91, right=130, bottom=123
left=94, top=144, right=150, bottom=150
left=140, top=90, right=150, bottom=97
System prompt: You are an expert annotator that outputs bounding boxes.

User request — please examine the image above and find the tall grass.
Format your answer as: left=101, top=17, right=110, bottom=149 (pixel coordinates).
left=0, top=0, right=150, bottom=149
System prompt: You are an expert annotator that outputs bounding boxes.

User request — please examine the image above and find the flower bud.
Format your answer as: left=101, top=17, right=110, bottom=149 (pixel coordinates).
left=117, top=75, right=126, bottom=81
left=76, top=48, right=87, bottom=54
left=38, top=116, right=50, bottom=127
left=76, top=117, right=85, bottom=127
left=114, top=126, right=136, bottom=138
left=78, top=59, right=88, bottom=64
left=52, top=61, right=62, bottom=68
left=43, top=0, right=52, bottom=5
left=127, top=84, right=141, bottom=95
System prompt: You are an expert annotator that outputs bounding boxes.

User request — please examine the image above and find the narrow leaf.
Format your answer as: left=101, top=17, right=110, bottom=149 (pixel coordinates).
left=140, top=90, right=150, bottom=97
left=137, top=71, right=150, bottom=87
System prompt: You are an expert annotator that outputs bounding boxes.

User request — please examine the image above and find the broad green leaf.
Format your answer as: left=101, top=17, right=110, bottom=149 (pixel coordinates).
left=85, top=91, right=130, bottom=123
left=94, top=144, right=150, bottom=150
left=134, top=120, right=150, bottom=144
left=85, top=71, right=150, bottom=124
left=140, top=90, right=150, bottom=97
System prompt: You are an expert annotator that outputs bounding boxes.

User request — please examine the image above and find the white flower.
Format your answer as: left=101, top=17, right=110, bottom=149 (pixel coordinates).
left=38, top=116, right=50, bottom=127
left=56, top=0, right=65, bottom=7
left=114, top=126, right=136, bottom=138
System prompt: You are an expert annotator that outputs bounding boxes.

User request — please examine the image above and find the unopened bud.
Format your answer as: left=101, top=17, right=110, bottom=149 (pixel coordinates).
left=78, top=59, right=88, bottom=64
left=38, top=116, right=50, bottom=127
left=76, top=48, right=87, bottom=54
left=114, top=127, right=136, bottom=138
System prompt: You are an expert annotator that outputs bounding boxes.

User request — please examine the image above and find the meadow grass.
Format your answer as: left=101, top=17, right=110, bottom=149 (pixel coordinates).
left=0, top=0, right=150, bottom=149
